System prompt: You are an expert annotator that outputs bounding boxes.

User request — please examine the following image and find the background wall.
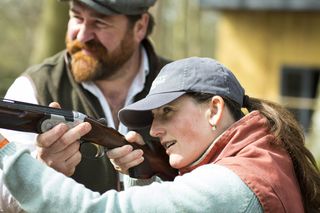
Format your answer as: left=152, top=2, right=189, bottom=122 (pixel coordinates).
left=212, top=8, right=320, bottom=161
left=215, top=11, right=320, bottom=101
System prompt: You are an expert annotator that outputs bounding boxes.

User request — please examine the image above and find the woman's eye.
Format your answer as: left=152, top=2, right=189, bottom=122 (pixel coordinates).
left=152, top=106, right=175, bottom=120
left=162, top=107, right=172, bottom=114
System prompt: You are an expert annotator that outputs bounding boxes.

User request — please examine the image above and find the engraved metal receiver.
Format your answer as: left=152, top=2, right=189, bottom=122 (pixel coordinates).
left=0, top=98, right=104, bottom=157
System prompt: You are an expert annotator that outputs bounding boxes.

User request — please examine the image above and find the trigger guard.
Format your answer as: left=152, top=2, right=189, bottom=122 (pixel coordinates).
left=79, top=141, right=106, bottom=158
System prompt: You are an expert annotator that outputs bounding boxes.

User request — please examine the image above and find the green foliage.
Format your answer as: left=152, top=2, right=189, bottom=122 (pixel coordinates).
left=0, top=0, right=218, bottom=97
left=30, top=0, right=68, bottom=64
left=0, top=0, right=43, bottom=97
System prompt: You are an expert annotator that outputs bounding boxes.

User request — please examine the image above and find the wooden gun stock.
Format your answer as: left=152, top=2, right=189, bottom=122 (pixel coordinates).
left=0, top=98, right=178, bottom=181
left=82, top=117, right=178, bottom=180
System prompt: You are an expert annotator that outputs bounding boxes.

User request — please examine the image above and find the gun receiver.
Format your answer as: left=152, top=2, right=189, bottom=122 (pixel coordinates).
left=0, top=98, right=178, bottom=181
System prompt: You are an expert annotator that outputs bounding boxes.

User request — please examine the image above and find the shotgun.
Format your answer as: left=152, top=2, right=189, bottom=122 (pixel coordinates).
left=0, top=98, right=178, bottom=181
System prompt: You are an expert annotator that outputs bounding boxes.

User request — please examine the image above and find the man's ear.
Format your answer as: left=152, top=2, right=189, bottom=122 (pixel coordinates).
left=133, top=13, right=149, bottom=42
left=208, top=96, right=225, bottom=127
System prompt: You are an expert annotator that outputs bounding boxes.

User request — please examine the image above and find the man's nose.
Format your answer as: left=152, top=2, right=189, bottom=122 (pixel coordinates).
left=75, top=24, right=95, bottom=43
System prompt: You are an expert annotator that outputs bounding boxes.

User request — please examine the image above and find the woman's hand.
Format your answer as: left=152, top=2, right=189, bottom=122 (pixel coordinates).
left=106, top=131, right=145, bottom=174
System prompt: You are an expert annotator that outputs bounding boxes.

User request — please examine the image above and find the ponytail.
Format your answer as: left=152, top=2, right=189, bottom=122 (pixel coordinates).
left=245, top=96, right=320, bottom=212
left=188, top=91, right=320, bottom=211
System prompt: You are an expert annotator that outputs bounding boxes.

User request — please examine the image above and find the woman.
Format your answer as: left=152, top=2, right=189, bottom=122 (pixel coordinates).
left=0, top=57, right=319, bottom=212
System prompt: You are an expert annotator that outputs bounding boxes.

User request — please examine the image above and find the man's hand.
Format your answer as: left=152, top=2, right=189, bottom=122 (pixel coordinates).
left=106, top=131, right=144, bottom=174
left=36, top=102, right=92, bottom=176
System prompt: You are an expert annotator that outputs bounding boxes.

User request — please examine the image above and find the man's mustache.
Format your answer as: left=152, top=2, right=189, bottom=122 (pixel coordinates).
left=68, top=40, right=106, bottom=56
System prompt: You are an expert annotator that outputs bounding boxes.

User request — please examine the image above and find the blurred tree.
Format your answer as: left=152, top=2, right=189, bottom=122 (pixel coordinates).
left=0, top=0, right=43, bottom=96
left=0, top=0, right=218, bottom=97
left=30, top=0, right=69, bottom=64
left=151, top=0, right=217, bottom=60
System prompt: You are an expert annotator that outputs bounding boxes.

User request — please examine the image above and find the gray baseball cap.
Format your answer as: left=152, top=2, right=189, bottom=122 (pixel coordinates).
left=63, top=0, right=156, bottom=15
left=119, top=57, right=245, bottom=129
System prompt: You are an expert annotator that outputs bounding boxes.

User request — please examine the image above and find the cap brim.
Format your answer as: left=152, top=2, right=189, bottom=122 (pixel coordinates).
left=119, top=91, right=186, bottom=129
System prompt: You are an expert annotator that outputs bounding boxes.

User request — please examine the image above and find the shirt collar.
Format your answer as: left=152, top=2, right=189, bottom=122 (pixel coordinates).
left=80, top=46, right=149, bottom=132
left=126, top=46, right=149, bottom=105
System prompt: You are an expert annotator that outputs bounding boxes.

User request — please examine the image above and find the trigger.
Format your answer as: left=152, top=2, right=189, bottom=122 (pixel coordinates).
left=97, top=118, right=108, bottom=126
left=79, top=141, right=106, bottom=159
left=94, top=143, right=106, bottom=158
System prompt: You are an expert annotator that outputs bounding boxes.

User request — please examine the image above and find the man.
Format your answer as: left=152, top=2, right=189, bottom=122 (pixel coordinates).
left=0, top=0, right=169, bottom=211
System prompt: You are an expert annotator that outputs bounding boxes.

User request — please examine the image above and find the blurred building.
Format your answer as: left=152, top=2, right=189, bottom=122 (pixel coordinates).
left=200, top=0, right=320, bottom=159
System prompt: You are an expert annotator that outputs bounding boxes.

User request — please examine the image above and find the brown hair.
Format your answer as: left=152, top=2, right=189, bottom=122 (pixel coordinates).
left=246, top=97, right=320, bottom=213
left=188, top=92, right=320, bottom=212
left=126, top=12, right=155, bottom=38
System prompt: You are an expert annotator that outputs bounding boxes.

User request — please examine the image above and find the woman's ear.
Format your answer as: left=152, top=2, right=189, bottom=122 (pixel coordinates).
left=208, top=96, right=225, bottom=128
left=133, top=13, right=149, bottom=42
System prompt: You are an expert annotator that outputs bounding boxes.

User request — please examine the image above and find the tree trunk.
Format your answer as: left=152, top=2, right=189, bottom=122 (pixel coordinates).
left=30, top=0, right=69, bottom=64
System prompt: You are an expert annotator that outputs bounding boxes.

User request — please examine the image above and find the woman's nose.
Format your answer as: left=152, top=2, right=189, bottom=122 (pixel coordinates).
left=149, top=120, right=165, bottom=138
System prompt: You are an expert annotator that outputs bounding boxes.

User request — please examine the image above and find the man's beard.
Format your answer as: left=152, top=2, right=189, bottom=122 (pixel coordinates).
left=66, top=31, right=136, bottom=82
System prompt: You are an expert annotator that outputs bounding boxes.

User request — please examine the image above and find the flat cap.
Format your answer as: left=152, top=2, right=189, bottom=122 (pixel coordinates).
left=63, top=0, right=157, bottom=15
